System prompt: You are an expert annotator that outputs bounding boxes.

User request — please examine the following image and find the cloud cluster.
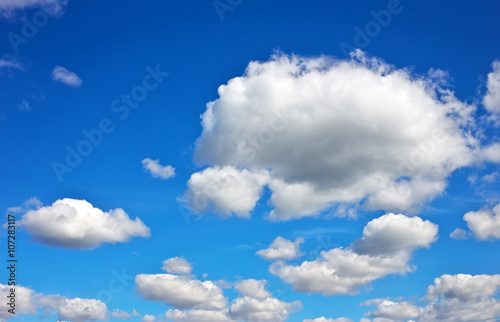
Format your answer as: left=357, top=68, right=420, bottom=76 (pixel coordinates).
left=136, top=260, right=301, bottom=322
left=142, top=158, right=175, bottom=180
left=52, top=65, right=83, bottom=87
left=0, top=284, right=108, bottom=321
left=184, top=51, right=478, bottom=220
left=259, top=214, right=437, bottom=295
left=19, top=198, right=150, bottom=249
left=362, top=274, right=500, bottom=322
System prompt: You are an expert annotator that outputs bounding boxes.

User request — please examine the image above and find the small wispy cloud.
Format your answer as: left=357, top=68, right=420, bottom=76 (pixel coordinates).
left=51, top=65, right=82, bottom=87
left=18, top=99, right=31, bottom=112
left=0, top=58, right=23, bottom=71
left=142, top=158, right=175, bottom=180
left=0, top=0, right=67, bottom=18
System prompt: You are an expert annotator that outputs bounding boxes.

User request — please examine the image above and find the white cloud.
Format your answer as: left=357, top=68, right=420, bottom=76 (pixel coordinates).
left=141, top=314, right=157, bottom=322
left=52, top=65, right=82, bottom=87
left=226, top=296, right=302, bottom=322
left=483, top=60, right=500, bottom=114
left=364, top=274, right=500, bottom=322
left=142, top=158, right=175, bottom=180
left=0, top=59, right=23, bottom=70
left=363, top=299, right=419, bottom=320
left=256, top=237, right=304, bottom=261
left=161, top=257, right=193, bottom=275
left=164, top=309, right=231, bottom=322
left=135, top=274, right=227, bottom=310
left=0, top=284, right=107, bottom=321
left=110, top=309, right=132, bottom=319
left=183, top=166, right=269, bottom=218
left=463, top=203, right=500, bottom=240
left=449, top=228, right=468, bottom=240
left=186, top=51, right=477, bottom=220
left=303, top=318, right=353, bottom=322
left=266, top=214, right=438, bottom=295
left=482, top=171, right=499, bottom=183
left=40, top=297, right=108, bottom=322
left=0, top=284, right=38, bottom=318
left=479, top=142, right=500, bottom=164
left=138, top=260, right=301, bottom=322
left=7, top=196, right=42, bottom=214
left=19, top=198, right=150, bottom=249
left=0, top=0, right=66, bottom=16
left=234, top=279, right=272, bottom=299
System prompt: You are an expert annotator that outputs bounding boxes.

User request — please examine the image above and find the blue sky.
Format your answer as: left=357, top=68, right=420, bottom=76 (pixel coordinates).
left=1, top=0, right=500, bottom=321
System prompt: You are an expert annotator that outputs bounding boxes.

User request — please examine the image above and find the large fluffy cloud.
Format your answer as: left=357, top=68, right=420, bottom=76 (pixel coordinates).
left=463, top=203, right=500, bottom=240
left=184, top=50, right=478, bottom=220
left=136, top=274, right=227, bottom=310
left=19, top=198, right=150, bottom=249
left=262, top=214, right=438, bottom=295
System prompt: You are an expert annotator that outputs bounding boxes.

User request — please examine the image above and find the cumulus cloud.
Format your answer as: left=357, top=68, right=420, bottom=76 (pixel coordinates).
left=463, top=203, right=500, bottom=240
left=256, top=237, right=304, bottom=261
left=135, top=274, right=227, bottom=310
left=142, top=158, right=175, bottom=180
left=0, top=284, right=108, bottom=321
left=265, top=214, right=438, bottom=295
left=164, top=309, right=231, bottom=322
left=161, top=257, right=193, bottom=275
left=234, top=279, right=272, bottom=299
left=138, top=261, right=301, bottom=322
left=363, top=274, right=500, bottom=322
left=363, top=299, right=420, bottom=320
left=141, top=314, right=157, bottom=322
left=52, top=65, right=82, bottom=87
left=483, top=60, right=500, bottom=115
left=226, top=296, right=302, bottom=322
left=19, top=198, right=150, bottom=249
left=183, top=166, right=269, bottom=218
left=185, top=50, right=478, bottom=220
left=40, top=296, right=108, bottom=322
